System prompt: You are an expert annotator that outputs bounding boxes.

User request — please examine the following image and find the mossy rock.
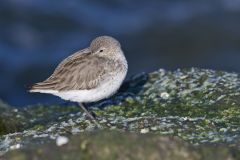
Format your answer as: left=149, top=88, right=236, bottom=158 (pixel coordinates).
left=0, top=118, right=18, bottom=135
left=1, top=68, right=240, bottom=157
left=4, top=131, right=240, bottom=160
left=0, top=101, right=25, bottom=135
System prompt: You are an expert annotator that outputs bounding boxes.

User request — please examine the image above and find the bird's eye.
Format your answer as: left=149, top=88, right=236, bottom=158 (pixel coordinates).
left=99, top=49, right=103, bottom=52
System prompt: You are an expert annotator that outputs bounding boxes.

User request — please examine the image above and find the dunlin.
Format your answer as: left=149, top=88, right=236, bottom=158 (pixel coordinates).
left=29, top=36, right=128, bottom=126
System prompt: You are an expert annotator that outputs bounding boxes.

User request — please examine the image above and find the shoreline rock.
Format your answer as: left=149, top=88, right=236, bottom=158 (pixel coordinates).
left=1, top=68, right=240, bottom=159
left=4, top=131, right=240, bottom=160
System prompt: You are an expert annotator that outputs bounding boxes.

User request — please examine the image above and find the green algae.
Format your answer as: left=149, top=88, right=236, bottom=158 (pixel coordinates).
left=0, top=101, right=25, bottom=135
left=0, top=118, right=18, bottom=135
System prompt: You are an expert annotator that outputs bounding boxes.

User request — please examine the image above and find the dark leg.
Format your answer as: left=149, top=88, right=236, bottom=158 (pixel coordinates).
left=78, top=103, right=102, bottom=128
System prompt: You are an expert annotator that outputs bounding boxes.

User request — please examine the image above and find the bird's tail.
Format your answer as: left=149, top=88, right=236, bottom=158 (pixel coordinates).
left=28, top=81, right=58, bottom=93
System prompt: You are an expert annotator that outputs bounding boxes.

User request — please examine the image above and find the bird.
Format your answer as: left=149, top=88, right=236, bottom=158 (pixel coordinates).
left=29, top=36, right=128, bottom=126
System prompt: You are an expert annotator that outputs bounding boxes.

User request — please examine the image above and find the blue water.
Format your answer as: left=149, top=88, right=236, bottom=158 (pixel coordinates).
left=1, top=0, right=240, bottom=107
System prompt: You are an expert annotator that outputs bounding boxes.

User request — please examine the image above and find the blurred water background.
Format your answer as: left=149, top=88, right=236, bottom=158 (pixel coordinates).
left=1, top=0, right=240, bottom=107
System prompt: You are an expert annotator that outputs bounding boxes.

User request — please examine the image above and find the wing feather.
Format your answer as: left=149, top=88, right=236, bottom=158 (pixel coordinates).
left=30, top=48, right=109, bottom=91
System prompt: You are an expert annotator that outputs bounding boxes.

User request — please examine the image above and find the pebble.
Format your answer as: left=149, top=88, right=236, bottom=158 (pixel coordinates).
left=140, top=128, right=150, bottom=134
left=160, top=92, right=170, bottom=100
left=150, top=126, right=158, bottom=131
left=71, top=128, right=81, bottom=134
left=10, top=144, right=21, bottom=150
left=219, top=128, right=227, bottom=133
left=56, top=136, right=69, bottom=146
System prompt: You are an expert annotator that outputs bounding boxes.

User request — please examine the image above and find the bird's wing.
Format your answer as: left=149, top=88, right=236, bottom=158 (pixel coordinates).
left=30, top=48, right=109, bottom=91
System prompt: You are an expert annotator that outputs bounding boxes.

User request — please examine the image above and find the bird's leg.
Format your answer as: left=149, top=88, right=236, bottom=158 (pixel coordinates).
left=78, top=103, right=102, bottom=128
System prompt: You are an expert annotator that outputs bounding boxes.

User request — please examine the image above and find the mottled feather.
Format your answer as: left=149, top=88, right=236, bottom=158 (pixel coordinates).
left=30, top=48, right=112, bottom=91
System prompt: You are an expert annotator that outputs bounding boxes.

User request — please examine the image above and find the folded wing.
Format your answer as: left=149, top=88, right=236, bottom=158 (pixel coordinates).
left=30, top=48, right=108, bottom=92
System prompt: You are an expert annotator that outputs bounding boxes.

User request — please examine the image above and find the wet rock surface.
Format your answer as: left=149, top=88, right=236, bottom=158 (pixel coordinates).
left=4, top=131, right=240, bottom=160
left=1, top=68, right=240, bottom=159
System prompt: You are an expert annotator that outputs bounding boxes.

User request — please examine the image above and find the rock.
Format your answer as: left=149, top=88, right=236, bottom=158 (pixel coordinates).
left=1, top=68, right=240, bottom=158
left=0, top=100, right=26, bottom=135
left=3, top=131, right=240, bottom=160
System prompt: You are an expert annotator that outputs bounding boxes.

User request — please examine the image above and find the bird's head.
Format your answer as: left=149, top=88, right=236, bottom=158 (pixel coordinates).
left=90, top=36, right=122, bottom=58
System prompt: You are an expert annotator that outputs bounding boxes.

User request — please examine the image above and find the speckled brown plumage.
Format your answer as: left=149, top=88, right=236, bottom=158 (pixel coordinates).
left=30, top=49, right=124, bottom=91
left=30, top=35, right=127, bottom=104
